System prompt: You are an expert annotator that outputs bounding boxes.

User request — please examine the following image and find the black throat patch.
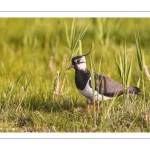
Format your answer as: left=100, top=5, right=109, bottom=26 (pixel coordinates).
left=75, top=68, right=91, bottom=90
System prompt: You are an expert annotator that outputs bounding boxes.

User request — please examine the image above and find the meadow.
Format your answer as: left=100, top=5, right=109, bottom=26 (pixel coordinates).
left=0, top=18, right=150, bottom=132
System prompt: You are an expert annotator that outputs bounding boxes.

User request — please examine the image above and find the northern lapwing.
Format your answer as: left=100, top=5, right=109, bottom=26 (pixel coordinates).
left=68, top=48, right=141, bottom=117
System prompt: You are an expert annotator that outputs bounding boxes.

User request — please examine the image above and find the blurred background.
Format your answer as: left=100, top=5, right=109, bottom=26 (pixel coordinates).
left=1, top=18, right=150, bottom=91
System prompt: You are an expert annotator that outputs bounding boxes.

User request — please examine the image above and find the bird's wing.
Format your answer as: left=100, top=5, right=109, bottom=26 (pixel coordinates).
left=89, top=73, right=124, bottom=97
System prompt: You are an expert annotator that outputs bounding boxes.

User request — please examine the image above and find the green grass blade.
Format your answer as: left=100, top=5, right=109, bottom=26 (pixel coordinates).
left=13, top=71, right=25, bottom=86
left=64, top=21, right=70, bottom=48
left=79, top=19, right=92, bottom=39
left=96, top=18, right=104, bottom=44
left=70, top=18, right=76, bottom=51
left=79, top=40, right=82, bottom=55
left=101, top=96, right=117, bottom=125
left=90, top=55, right=97, bottom=128
left=6, top=71, right=25, bottom=96
left=24, top=73, right=36, bottom=91
left=126, top=56, right=132, bottom=87
left=135, top=28, right=143, bottom=71
left=115, top=52, right=123, bottom=79
left=90, top=55, right=96, bottom=91
left=137, top=76, right=141, bottom=88
left=123, top=39, right=127, bottom=87
left=115, top=56, right=121, bottom=77
left=105, top=97, right=116, bottom=119
left=98, top=57, right=101, bottom=74
left=73, top=19, right=92, bottom=52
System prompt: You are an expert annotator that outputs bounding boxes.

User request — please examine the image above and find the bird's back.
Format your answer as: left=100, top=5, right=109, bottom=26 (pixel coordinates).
left=90, top=73, right=140, bottom=97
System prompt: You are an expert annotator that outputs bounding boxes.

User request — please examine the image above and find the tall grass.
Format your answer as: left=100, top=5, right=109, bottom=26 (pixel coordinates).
left=135, top=28, right=145, bottom=96
left=65, top=18, right=92, bottom=55
left=116, top=39, right=133, bottom=106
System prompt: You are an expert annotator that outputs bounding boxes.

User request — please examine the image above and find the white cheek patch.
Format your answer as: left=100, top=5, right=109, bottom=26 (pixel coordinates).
left=77, top=63, right=86, bottom=70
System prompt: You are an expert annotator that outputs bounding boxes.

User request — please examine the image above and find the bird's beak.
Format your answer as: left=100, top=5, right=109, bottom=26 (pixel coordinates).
left=67, top=64, right=74, bottom=70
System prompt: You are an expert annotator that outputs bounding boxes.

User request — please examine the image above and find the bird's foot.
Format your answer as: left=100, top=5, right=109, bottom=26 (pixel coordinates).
left=83, top=104, right=93, bottom=119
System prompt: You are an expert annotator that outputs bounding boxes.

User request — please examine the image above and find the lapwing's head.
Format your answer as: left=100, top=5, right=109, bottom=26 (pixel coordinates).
left=68, top=55, right=87, bottom=70
left=68, top=46, right=95, bottom=71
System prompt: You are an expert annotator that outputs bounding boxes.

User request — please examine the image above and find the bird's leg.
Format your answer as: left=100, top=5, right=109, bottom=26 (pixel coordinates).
left=97, top=101, right=101, bottom=111
left=88, top=104, right=93, bottom=112
left=96, top=101, right=100, bottom=117
left=83, top=103, right=93, bottom=118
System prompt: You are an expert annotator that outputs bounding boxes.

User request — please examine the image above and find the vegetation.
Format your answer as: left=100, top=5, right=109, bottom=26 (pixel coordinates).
left=0, top=18, right=150, bottom=132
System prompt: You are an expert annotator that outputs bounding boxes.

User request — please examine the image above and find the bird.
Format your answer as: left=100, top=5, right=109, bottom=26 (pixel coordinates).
left=68, top=48, right=141, bottom=117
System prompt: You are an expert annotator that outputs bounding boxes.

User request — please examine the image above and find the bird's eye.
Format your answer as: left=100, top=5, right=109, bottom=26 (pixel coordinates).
left=77, top=59, right=80, bottom=64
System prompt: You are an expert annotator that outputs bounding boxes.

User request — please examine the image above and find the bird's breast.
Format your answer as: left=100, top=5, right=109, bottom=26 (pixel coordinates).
left=75, top=70, right=90, bottom=90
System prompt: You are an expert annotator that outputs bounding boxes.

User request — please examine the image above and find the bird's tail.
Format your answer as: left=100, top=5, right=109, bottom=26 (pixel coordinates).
left=127, top=86, right=141, bottom=95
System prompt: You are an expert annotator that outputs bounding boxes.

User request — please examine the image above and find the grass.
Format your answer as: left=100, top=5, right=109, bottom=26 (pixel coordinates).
left=0, top=18, right=150, bottom=132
